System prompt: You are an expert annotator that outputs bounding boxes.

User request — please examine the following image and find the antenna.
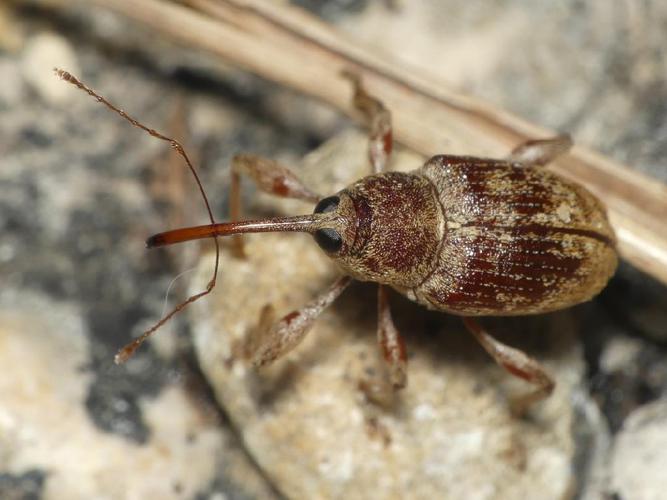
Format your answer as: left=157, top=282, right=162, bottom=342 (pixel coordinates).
left=55, top=68, right=220, bottom=364
left=55, top=69, right=328, bottom=363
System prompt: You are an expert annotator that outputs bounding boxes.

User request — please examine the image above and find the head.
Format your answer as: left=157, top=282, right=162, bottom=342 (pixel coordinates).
left=309, top=172, right=443, bottom=288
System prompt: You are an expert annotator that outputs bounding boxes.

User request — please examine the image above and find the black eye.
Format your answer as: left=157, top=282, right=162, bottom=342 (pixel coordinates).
left=314, top=228, right=342, bottom=253
left=314, top=196, right=340, bottom=214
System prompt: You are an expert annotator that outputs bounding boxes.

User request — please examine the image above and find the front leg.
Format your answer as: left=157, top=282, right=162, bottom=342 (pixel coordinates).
left=251, top=276, right=351, bottom=366
left=463, top=317, right=555, bottom=415
left=343, top=72, right=409, bottom=403
left=230, top=154, right=320, bottom=256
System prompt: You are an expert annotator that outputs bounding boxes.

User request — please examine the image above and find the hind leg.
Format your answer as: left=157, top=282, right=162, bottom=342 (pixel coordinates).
left=507, top=135, right=572, bottom=167
left=463, top=317, right=554, bottom=415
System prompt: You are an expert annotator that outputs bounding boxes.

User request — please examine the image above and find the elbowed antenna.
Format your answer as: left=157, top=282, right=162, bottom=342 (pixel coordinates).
left=146, top=214, right=325, bottom=248
left=55, top=68, right=227, bottom=365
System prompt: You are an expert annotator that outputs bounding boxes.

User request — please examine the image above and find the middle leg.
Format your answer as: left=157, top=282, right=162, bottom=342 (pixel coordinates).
left=342, top=71, right=393, bottom=174
left=463, top=317, right=555, bottom=415
left=377, top=285, right=407, bottom=389
left=343, top=72, right=408, bottom=398
left=343, top=71, right=407, bottom=401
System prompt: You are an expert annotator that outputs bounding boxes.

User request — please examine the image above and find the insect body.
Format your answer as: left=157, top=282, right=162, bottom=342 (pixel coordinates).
left=307, top=159, right=617, bottom=317
left=58, top=69, right=617, bottom=412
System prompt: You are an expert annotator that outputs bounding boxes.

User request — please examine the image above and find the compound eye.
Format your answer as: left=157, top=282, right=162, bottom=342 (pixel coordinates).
left=314, top=195, right=340, bottom=214
left=314, top=228, right=342, bottom=253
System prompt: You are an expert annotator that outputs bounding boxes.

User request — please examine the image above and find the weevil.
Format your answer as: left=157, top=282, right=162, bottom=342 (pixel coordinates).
left=56, top=69, right=617, bottom=412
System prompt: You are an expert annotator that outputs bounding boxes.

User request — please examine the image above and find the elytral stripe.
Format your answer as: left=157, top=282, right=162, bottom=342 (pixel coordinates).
left=468, top=223, right=614, bottom=247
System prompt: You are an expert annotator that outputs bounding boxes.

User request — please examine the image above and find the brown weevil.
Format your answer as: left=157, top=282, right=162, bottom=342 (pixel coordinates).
left=57, top=69, right=617, bottom=412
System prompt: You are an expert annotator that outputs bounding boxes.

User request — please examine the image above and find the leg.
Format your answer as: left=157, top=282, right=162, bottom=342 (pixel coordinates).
left=507, top=135, right=572, bottom=167
left=463, top=317, right=555, bottom=415
left=251, top=276, right=351, bottom=366
left=342, top=72, right=405, bottom=400
left=377, top=285, right=407, bottom=389
left=342, top=71, right=393, bottom=174
left=230, top=154, right=320, bottom=256
left=358, top=286, right=407, bottom=407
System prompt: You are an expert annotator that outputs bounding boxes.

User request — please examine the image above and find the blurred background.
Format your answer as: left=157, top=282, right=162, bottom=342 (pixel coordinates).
left=1, top=1, right=666, bottom=499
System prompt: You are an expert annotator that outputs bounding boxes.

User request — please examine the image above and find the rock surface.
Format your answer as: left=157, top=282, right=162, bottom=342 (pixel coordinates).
left=191, top=132, right=587, bottom=499
left=0, top=290, right=277, bottom=500
left=610, top=400, right=667, bottom=500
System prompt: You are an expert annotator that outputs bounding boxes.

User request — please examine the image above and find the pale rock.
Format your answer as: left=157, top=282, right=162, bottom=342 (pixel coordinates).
left=599, top=336, right=643, bottom=373
left=0, top=290, right=276, bottom=500
left=610, top=400, right=667, bottom=500
left=21, top=32, right=80, bottom=105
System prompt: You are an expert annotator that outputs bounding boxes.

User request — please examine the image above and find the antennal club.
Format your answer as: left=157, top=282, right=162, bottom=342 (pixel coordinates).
left=54, top=68, right=221, bottom=364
